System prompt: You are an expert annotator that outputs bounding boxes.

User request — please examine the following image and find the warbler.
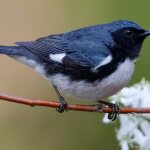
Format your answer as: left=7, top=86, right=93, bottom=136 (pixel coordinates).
left=0, top=20, right=149, bottom=120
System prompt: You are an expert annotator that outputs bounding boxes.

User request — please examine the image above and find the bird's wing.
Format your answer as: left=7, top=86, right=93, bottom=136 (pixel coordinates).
left=16, top=34, right=111, bottom=69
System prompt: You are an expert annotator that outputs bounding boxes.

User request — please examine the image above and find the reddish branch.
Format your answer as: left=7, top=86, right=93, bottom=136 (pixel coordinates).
left=0, top=93, right=150, bottom=114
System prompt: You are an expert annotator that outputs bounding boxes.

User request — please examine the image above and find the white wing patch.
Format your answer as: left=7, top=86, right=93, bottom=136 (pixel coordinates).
left=49, top=53, right=66, bottom=63
left=92, top=55, right=112, bottom=71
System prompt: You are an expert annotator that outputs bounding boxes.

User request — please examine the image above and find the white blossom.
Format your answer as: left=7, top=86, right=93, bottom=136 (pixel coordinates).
left=103, top=79, right=150, bottom=150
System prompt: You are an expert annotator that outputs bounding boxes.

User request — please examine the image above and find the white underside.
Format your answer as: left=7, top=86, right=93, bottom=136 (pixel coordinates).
left=10, top=56, right=46, bottom=78
left=11, top=56, right=135, bottom=102
left=50, top=59, right=135, bottom=101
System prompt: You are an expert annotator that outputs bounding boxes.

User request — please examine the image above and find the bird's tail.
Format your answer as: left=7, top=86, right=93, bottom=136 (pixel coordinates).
left=0, top=45, right=23, bottom=56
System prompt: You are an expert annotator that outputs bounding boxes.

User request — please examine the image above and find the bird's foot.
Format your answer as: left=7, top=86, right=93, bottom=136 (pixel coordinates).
left=56, top=97, right=68, bottom=113
left=107, top=103, right=120, bottom=121
left=97, top=100, right=120, bottom=121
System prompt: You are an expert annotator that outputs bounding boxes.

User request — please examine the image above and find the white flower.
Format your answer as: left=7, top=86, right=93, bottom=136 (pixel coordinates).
left=103, top=79, right=150, bottom=150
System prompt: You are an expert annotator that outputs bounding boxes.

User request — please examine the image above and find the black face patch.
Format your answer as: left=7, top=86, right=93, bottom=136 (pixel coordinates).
left=110, top=27, right=145, bottom=60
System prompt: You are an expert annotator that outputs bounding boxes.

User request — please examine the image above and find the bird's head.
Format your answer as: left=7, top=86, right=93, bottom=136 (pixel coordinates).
left=104, top=20, right=150, bottom=60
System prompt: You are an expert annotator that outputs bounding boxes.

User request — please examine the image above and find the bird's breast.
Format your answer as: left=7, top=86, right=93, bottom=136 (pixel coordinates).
left=50, top=58, right=135, bottom=101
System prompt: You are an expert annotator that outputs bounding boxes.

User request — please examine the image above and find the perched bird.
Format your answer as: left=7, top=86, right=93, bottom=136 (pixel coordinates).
left=0, top=20, right=149, bottom=120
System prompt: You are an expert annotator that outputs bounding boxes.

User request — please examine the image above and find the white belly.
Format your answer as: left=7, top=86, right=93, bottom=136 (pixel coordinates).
left=51, top=59, right=135, bottom=101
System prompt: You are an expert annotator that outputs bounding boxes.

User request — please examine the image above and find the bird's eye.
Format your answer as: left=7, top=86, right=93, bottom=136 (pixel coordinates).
left=124, top=30, right=133, bottom=36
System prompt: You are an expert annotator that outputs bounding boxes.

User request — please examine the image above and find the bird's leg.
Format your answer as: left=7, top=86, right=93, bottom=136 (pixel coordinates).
left=97, top=100, right=120, bottom=121
left=52, top=83, right=68, bottom=113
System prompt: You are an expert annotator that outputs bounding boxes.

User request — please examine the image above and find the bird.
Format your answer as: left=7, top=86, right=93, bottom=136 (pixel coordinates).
left=0, top=20, right=149, bottom=121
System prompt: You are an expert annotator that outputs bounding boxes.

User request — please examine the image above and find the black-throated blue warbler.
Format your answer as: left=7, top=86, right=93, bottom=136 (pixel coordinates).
left=0, top=20, right=149, bottom=120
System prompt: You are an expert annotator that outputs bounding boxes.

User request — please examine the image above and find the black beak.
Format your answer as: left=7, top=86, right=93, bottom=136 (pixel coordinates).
left=140, top=30, right=150, bottom=37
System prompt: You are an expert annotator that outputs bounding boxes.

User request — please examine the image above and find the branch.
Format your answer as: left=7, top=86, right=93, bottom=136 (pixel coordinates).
left=0, top=93, right=150, bottom=114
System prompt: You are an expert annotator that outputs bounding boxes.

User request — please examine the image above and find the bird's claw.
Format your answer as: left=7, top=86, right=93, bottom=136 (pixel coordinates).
left=107, top=103, right=120, bottom=121
left=56, top=98, right=68, bottom=113
left=97, top=100, right=120, bottom=121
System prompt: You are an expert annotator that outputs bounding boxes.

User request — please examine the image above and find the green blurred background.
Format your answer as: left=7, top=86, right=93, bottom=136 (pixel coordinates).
left=0, top=0, right=149, bottom=149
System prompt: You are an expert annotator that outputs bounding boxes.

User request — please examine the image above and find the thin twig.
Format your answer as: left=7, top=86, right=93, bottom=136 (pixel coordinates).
left=0, top=93, right=150, bottom=114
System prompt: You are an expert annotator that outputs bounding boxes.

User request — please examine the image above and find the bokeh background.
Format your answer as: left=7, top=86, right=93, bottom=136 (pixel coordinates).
left=0, top=0, right=149, bottom=149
